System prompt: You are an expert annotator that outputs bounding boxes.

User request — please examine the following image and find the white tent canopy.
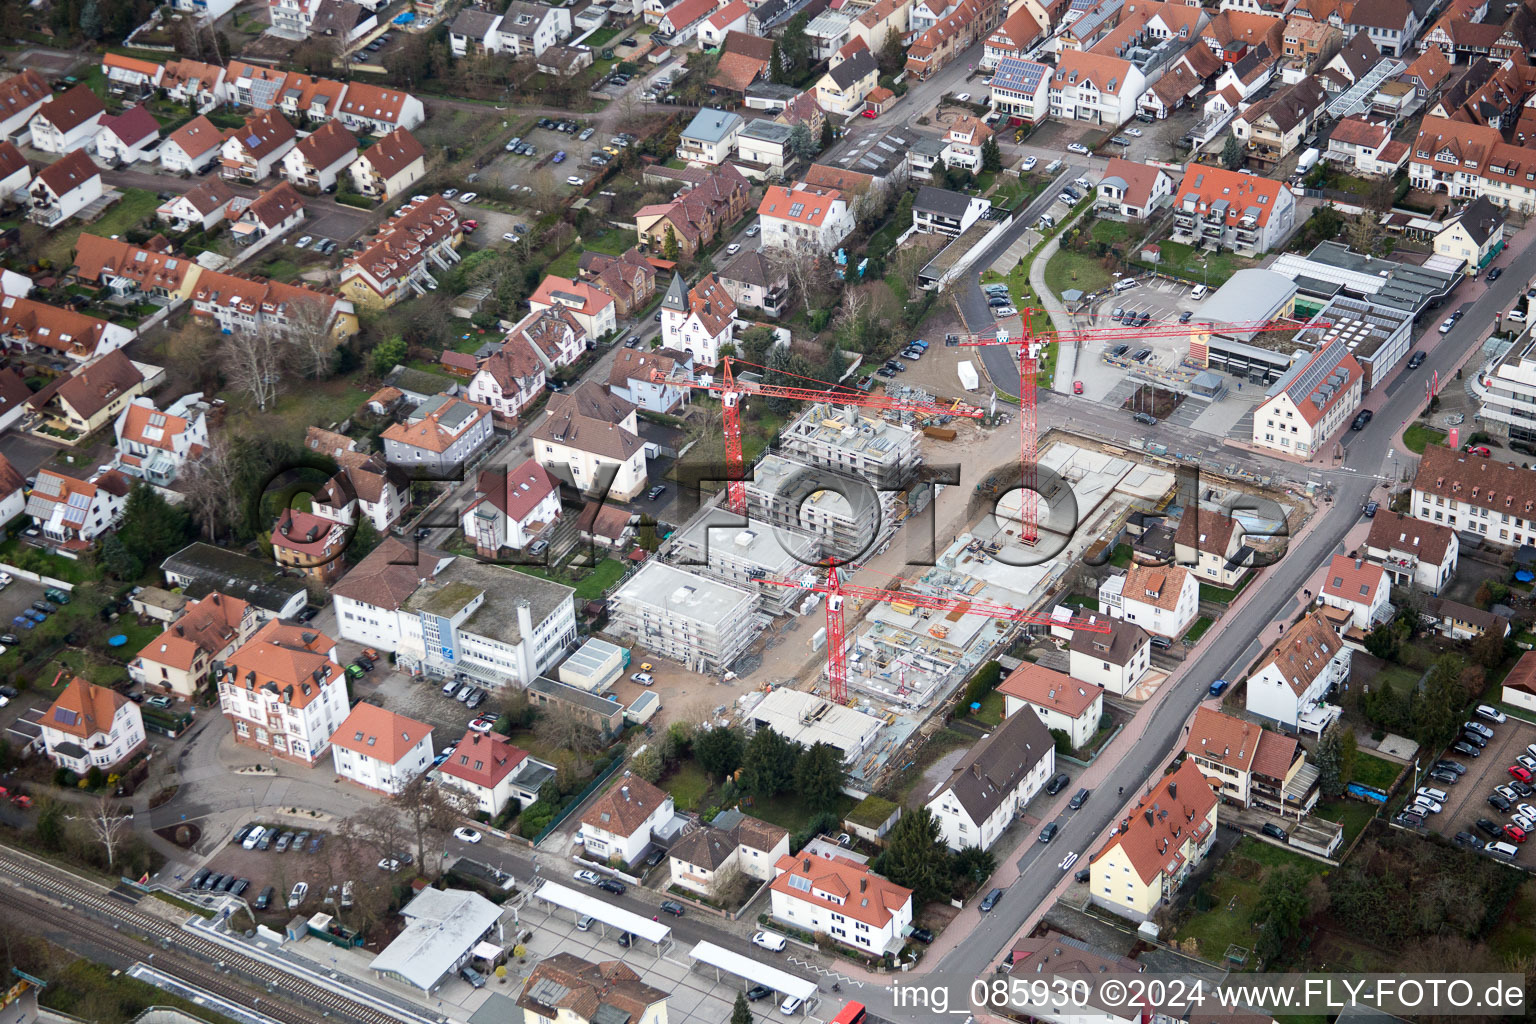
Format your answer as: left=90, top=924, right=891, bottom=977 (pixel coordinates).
left=532, top=881, right=671, bottom=944
left=688, top=941, right=820, bottom=1003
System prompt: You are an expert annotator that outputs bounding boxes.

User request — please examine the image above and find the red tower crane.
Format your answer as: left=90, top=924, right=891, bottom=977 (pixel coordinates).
left=760, top=567, right=1112, bottom=704
left=955, top=311, right=1320, bottom=545
left=652, top=356, right=984, bottom=515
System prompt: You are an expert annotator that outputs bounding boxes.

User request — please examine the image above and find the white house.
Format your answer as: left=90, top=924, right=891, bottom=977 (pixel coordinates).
left=912, top=185, right=993, bottom=236
left=577, top=775, right=674, bottom=865
left=769, top=852, right=914, bottom=955
left=667, top=812, right=789, bottom=897
left=988, top=57, right=1051, bottom=124
left=93, top=106, right=160, bottom=165
left=128, top=592, right=256, bottom=700
left=219, top=109, right=298, bottom=182
left=1365, top=511, right=1457, bottom=595
left=231, top=182, right=306, bottom=247
left=27, top=150, right=102, bottom=227
left=527, top=276, right=617, bottom=342
left=281, top=121, right=359, bottom=192
left=466, top=337, right=546, bottom=426
left=40, top=677, right=146, bottom=774
left=1095, top=157, right=1173, bottom=219
left=28, top=85, right=105, bottom=154
left=328, top=704, right=434, bottom=796
left=216, top=621, right=350, bottom=765
left=608, top=347, right=693, bottom=413
left=347, top=127, right=427, bottom=200
left=677, top=108, right=745, bottom=166
left=533, top=386, right=648, bottom=501
left=925, top=706, right=1055, bottom=851
left=997, top=662, right=1104, bottom=750
left=1068, top=615, right=1151, bottom=696
left=460, top=459, right=563, bottom=558
left=1048, top=50, right=1147, bottom=128
left=381, top=394, right=494, bottom=477
left=434, top=729, right=556, bottom=816
left=940, top=115, right=992, bottom=172
left=509, top=305, right=587, bottom=372
left=1089, top=761, right=1218, bottom=923
left=1185, top=705, right=1317, bottom=819
left=160, top=116, right=225, bottom=175
left=1245, top=610, right=1348, bottom=733
left=0, top=142, right=30, bottom=203
left=1410, top=443, right=1536, bottom=549
left=336, top=83, right=425, bottom=136
left=24, top=467, right=130, bottom=552
left=758, top=182, right=855, bottom=253
left=0, top=69, right=50, bottom=141
left=1252, top=342, right=1364, bottom=458
left=1173, top=508, right=1249, bottom=589
left=1318, top=553, right=1391, bottom=630
left=1099, top=563, right=1199, bottom=638
left=658, top=273, right=736, bottom=367
left=1325, top=116, right=1409, bottom=176
left=113, top=393, right=211, bottom=487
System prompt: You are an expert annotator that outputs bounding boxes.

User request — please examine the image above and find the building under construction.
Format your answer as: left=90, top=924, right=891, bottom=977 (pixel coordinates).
left=663, top=507, right=819, bottom=616
left=608, top=561, right=763, bottom=675
left=743, top=687, right=884, bottom=767
left=779, top=403, right=922, bottom=491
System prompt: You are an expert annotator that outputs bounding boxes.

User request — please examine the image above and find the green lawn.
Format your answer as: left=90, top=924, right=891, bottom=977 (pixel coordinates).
left=545, top=246, right=582, bottom=278
left=1174, top=837, right=1328, bottom=964
left=1350, top=752, right=1403, bottom=790
left=1044, top=248, right=1112, bottom=297
left=585, top=24, right=624, bottom=47
left=512, top=558, right=626, bottom=601
left=1090, top=220, right=1129, bottom=246
left=256, top=258, right=302, bottom=283
left=1138, top=239, right=1251, bottom=287
left=1376, top=663, right=1422, bottom=693
left=750, top=792, right=857, bottom=834
left=42, top=188, right=161, bottom=267
left=1199, top=573, right=1254, bottom=605
left=1062, top=595, right=1099, bottom=610
left=1312, top=798, right=1376, bottom=846
left=969, top=689, right=1005, bottom=726
left=1108, top=543, right=1133, bottom=568
left=1488, top=879, right=1536, bottom=961
left=662, top=760, right=715, bottom=812
left=0, top=538, right=95, bottom=584
left=220, top=381, right=370, bottom=446
left=1402, top=422, right=1447, bottom=454
left=1182, top=616, right=1214, bottom=644
left=587, top=228, right=635, bottom=256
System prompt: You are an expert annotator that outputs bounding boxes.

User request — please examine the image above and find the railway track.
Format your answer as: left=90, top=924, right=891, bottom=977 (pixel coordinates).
left=0, top=848, right=424, bottom=1024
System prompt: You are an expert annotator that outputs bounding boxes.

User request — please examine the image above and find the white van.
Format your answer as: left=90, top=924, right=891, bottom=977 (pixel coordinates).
left=1114, top=278, right=1137, bottom=294
left=243, top=825, right=266, bottom=851
left=1486, top=840, right=1520, bottom=860
left=1190, top=283, right=1208, bottom=301
left=1416, top=786, right=1448, bottom=804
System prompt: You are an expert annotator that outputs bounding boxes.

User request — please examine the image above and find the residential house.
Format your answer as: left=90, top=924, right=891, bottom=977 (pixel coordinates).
left=93, top=105, right=160, bottom=165
left=156, top=178, right=240, bottom=232
left=1170, top=164, right=1297, bottom=253
left=1, top=295, right=131, bottom=365
left=381, top=394, right=494, bottom=477
left=527, top=276, right=617, bottom=341
left=216, top=621, right=350, bottom=765
left=608, top=347, right=694, bottom=413
left=536, top=45, right=595, bottom=78
left=769, top=852, right=914, bottom=954
left=1212, top=44, right=1278, bottom=101
left=1344, top=0, right=1421, bottom=55
left=71, top=234, right=201, bottom=302
left=509, top=306, right=588, bottom=373
left=1048, top=50, right=1148, bottom=127
left=449, top=8, right=503, bottom=54
left=816, top=46, right=880, bottom=116
left=0, top=69, right=50, bottom=140
left=161, top=60, right=226, bottom=113
left=435, top=730, right=555, bottom=815
left=1067, top=615, right=1151, bottom=696
left=668, top=813, right=789, bottom=897
left=941, top=115, right=993, bottom=172
left=1251, top=340, right=1363, bottom=457
left=758, top=181, right=855, bottom=253
left=578, top=775, right=674, bottom=864
left=466, top=336, right=547, bottom=427
left=460, top=459, right=563, bottom=557
left=906, top=0, right=994, bottom=81
left=700, top=0, right=751, bottom=46
left=924, top=705, right=1055, bottom=850
left=576, top=502, right=636, bottom=550
left=231, top=181, right=306, bottom=246
left=1099, top=563, right=1199, bottom=638
left=634, top=164, right=752, bottom=259
left=1089, top=760, right=1219, bottom=922
left=500, top=3, right=575, bottom=56
left=534, top=388, right=648, bottom=501
left=1095, top=157, right=1173, bottom=218
left=1364, top=511, right=1457, bottom=593
left=282, top=121, right=358, bottom=192
left=1233, top=75, right=1327, bottom=169
left=1141, top=43, right=1225, bottom=119
left=1173, top=508, right=1248, bottom=587
left=734, top=119, right=795, bottom=179
left=657, top=0, right=718, bottom=42
left=1409, top=443, right=1536, bottom=547
left=1185, top=706, right=1318, bottom=817
left=659, top=273, right=737, bottom=367
left=329, top=704, right=434, bottom=796
left=989, top=57, right=1052, bottom=124
left=1201, top=8, right=1285, bottom=63
left=160, top=116, right=225, bottom=176
left=677, top=108, right=745, bottom=166
left=1420, top=595, right=1510, bottom=641
left=1319, top=553, right=1391, bottom=630
left=220, top=109, right=299, bottom=182
left=0, top=141, right=29, bottom=201
left=1434, top=195, right=1505, bottom=272
left=336, top=82, right=425, bottom=135
left=27, top=150, right=102, bottom=227
left=851, top=0, right=913, bottom=52
left=0, top=380, right=30, bottom=438
left=340, top=194, right=462, bottom=308
left=270, top=0, right=322, bottom=36
left=806, top=10, right=859, bottom=62
left=191, top=271, right=356, bottom=338
left=28, top=84, right=104, bottom=154
left=1324, top=116, right=1410, bottom=176
left=984, top=8, right=1045, bottom=68
left=913, top=185, right=993, bottom=235
left=1281, top=14, right=1342, bottom=78
left=709, top=31, right=775, bottom=97
left=40, top=678, right=146, bottom=774
left=270, top=507, right=349, bottom=584
left=718, top=249, right=790, bottom=317
left=1245, top=609, right=1348, bottom=732
left=129, top=592, right=256, bottom=700
left=578, top=248, right=657, bottom=318
left=1408, top=116, right=1536, bottom=215
left=348, top=127, right=426, bottom=200
left=113, top=393, right=210, bottom=486
left=24, top=350, right=148, bottom=437
left=775, top=90, right=829, bottom=139
left=997, top=662, right=1105, bottom=750
left=24, top=467, right=131, bottom=552
left=309, top=0, right=378, bottom=43
left=307, top=444, right=409, bottom=535
left=516, top=955, right=669, bottom=1024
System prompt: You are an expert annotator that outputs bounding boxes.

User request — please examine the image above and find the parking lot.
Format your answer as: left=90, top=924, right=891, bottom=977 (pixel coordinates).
left=1428, top=714, right=1536, bottom=858
left=1072, top=277, right=1207, bottom=403
left=478, top=117, right=615, bottom=196
left=189, top=823, right=358, bottom=919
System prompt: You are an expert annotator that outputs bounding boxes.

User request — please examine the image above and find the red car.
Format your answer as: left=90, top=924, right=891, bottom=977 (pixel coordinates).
left=862, top=109, right=877, bottom=118
left=1505, top=823, right=1528, bottom=843
left=1073, top=380, right=1084, bottom=395
left=461, top=219, right=478, bottom=232
left=1512, top=765, right=1533, bottom=783
left=1465, top=444, right=1492, bottom=457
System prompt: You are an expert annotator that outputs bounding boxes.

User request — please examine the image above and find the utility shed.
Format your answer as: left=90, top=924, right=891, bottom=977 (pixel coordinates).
left=559, top=637, right=626, bottom=693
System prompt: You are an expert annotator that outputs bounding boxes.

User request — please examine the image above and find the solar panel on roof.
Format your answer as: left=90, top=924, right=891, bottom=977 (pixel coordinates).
left=54, top=708, right=79, bottom=725
left=33, top=475, right=62, bottom=496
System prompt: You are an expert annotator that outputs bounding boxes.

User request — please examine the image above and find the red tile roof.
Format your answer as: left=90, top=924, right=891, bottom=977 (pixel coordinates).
left=329, top=703, right=433, bottom=765
left=437, top=729, right=529, bottom=788
left=998, top=662, right=1103, bottom=718
left=1091, top=760, right=1218, bottom=884
left=770, top=852, right=912, bottom=928
left=34, top=84, right=104, bottom=134
left=1321, top=553, right=1386, bottom=607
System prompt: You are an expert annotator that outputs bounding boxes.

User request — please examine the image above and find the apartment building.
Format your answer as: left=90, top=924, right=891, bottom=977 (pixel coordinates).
left=746, top=453, right=881, bottom=562
left=41, top=678, right=145, bottom=774
left=1067, top=615, right=1151, bottom=695
left=659, top=273, right=737, bottom=367
left=1319, top=553, right=1392, bottom=630
left=1185, top=706, right=1317, bottom=818
left=1098, top=563, right=1199, bottom=638
left=1411, top=442, right=1536, bottom=547
left=608, top=561, right=760, bottom=674
left=769, top=853, right=913, bottom=955
left=1233, top=77, right=1327, bottom=170
left=1170, top=164, right=1296, bottom=254
left=27, top=150, right=101, bottom=228
left=113, top=393, right=211, bottom=486
left=984, top=8, right=1044, bottom=68
left=578, top=248, right=657, bottom=318
left=348, top=127, right=426, bottom=200
left=381, top=394, right=494, bottom=477
left=578, top=775, right=674, bottom=864
left=72, top=234, right=201, bottom=302
left=129, top=593, right=256, bottom=699
left=664, top=506, right=816, bottom=615
left=925, top=697, right=1055, bottom=852
left=460, top=459, right=563, bottom=558
left=435, top=730, right=555, bottom=816
left=328, top=704, right=434, bottom=796
left=1048, top=50, right=1147, bottom=127
left=528, top=276, right=617, bottom=341
left=1251, top=340, right=1364, bottom=457
left=215, top=624, right=348, bottom=767
left=780, top=401, right=921, bottom=491
left=758, top=182, right=856, bottom=253
left=340, top=194, right=462, bottom=308
left=1408, top=116, right=1536, bottom=214
left=1088, top=760, right=1218, bottom=922
left=1364, top=511, right=1457, bottom=594
left=25, top=468, right=130, bottom=552
left=191, top=271, right=355, bottom=338
left=1245, top=610, right=1348, bottom=732
left=677, top=108, right=744, bottom=166
left=996, top=662, right=1104, bottom=750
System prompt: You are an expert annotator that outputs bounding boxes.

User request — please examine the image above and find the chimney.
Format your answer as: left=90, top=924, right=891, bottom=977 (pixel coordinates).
left=860, top=878, right=867, bottom=892
left=622, top=785, right=630, bottom=801
left=1144, top=809, right=1155, bottom=827
left=802, top=857, right=811, bottom=871
left=1168, top=781, right=1177, bottom=798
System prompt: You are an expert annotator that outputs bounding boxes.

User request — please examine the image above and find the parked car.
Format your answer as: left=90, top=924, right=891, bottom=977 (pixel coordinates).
left=229, top=878, right=249, bottom=898
left=752, top=931, right=787, bottom=952
left=1351, top=410, right=1373, bottom=431
left=1039, top=823, right=1059, bottom=843
left=1069, top=788, right=1091, bottom=810
left=1489, top=267, right=1504, bottom=281
left=378, top=853, right=413, bottom=871
left=454, top=827, right=483, bottom=844
left=1454, top=831, right=1484, bottom=849
left=574, top=869, right=602, bottom=885
left=910, top=927, right=934, bottom=944
left=1477, top=704, right=1508, bottom=723
left=1455, top=740, right=1483, bottom=758
left=1261, top=822, right=1289, bottom=842
left=288, top=882, right=308, bottom=909
left=1045, top=772, right=1070, bottom=795
left=1209, top=679, right=1230, bottom=697
left=979, top=887, right=1004, bottom=911
left=1434, top=759, right=1467, bottom=776
left=255, top=886, right=275, bottom=910
left=189, top=868, right=211, bottom=890
left=1505, top=823, right=1528, bottom=843
left=1132, top=412, right=1158, bottom=426
left=659, top=900, right=685, bottom=916
left=1407, top=351, right=1426, bottom=369
left=1478, top=817, right=1506, bottom=839
left=1490, top=793, right=1513, bottom=813
left=597, top=878, right=626, bottom=895
left=460, top=966, right=487, bottom=989
left=274, top=831, right=294, bottom=853
left=1067, top=142, right=1090, bottom=154
left=1022, top=155, right=1037, bottom=170
left=747, top=985, right=773, bottom=1001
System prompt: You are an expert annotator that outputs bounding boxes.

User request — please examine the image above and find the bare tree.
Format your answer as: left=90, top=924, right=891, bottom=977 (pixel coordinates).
left=288, top=297, right=341, bottom=380
left=834, top=286, right=870, bottom=340
left=83, top=794, right=132, bottom=871
left=394, top=773, right=470, bottom=873
left=223, top=324, right=291, bottom=412
left=765, top=246, right=822, bottom=313
left=181, top=435, right=239, bottom=542
left=542, top=706, right=603, bottom=760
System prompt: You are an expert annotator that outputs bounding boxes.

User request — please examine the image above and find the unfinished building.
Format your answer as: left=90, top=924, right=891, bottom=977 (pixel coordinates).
left=779, top=402, right=921, bottom=491
left=745, top=453, right=884, bottom=564
left=664, top=506, right=818, bottom=615
left=744, top=687, right=884, bottom=767
left=607, top=561, right=761, bottom=675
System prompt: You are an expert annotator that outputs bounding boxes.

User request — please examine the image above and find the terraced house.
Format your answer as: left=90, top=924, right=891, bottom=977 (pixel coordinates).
left=347, top=127, right=426, bottom=200
left=281, top=120, right=359, bottom=192
left=219, top=109, right=299, bottom=182
left=340, top=194, right=462, bottom=308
